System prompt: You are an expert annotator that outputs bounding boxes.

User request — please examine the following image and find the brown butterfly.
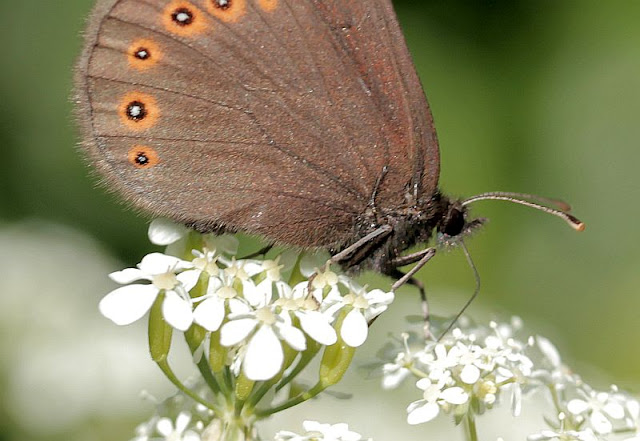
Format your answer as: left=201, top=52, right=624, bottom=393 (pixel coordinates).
left=74, top=0, right=583, bottom=320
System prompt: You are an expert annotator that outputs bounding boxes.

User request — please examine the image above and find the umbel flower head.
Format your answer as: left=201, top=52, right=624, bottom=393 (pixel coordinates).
left=378, top=317, right=640, bottom=441
left=100, top=219, right=394, bottom=409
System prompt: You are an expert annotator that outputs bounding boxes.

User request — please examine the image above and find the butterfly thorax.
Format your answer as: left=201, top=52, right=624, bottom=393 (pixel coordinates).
left=334, top=192, right=477, bottom=276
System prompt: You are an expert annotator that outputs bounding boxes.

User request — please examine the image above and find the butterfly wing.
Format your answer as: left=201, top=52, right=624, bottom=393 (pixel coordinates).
left=75, top=0, right=440, bottom=248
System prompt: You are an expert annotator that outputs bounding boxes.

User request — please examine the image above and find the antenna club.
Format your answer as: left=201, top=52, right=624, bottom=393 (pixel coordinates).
left=566, top=214, right=585, bottom=231
left=569, top=215, right=586, bottom=232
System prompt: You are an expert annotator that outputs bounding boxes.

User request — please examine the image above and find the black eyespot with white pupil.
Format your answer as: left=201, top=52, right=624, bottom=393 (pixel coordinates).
left=172, top=8, right=194, bottom=25
left=215, top=0, right=231, bottom=9
left=126, top=101, right=147, bottom=121
left=135, top=152, right=150, bottom=166
left=134, top=48, right=150, bottom=60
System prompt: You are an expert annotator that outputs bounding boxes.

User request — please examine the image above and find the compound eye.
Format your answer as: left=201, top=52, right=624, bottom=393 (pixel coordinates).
left=442, top=208, right=465, bottom=237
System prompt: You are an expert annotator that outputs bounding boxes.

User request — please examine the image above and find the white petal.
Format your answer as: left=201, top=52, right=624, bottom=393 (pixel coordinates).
left=460, top=364, right=481, bottom=384
left=148, top=218, right=188, bottom=245
left=183, top=432, right=201, bottom=441
left=243, top=326, right=283, bottom=380
left=177, top=269, right=200, bottom=292
left=440, top=387, right=469, bottom=405
left=536, top=335, right=561, bottom=367
left=175, top=412, right=191, bottom=433
left=109, top=268, right=146, bottom=284
left=510, top=383, right=523, bottom=417
left=603, top=401, right=625, bottom=419
left=302, top=421, right=325, bottom=433
left=242, top=260, right=264, bottom=277
left=382, top=366, right=409, bottom=390
left=567, top=399, right=590, bottom=415
left=407, top=401, right=440, bottom=424
left=193, top=296, right=225, bottom=332
left=628, top=399, right=640, bottom=419
left=298, top=311, right=337, bottom=345
left=155, top=418, right=174, bottom=436
left=162, top=291, right=193, bottom=331
left=341, top=309, right=368, bottom=347
left=206, top=276, right=223, bottom=295
left=277, top=323, right=307, bottom=351
left=416, top=378, right=433, bottom=390
left=590, top=410, right=613, bottom=434
left=220, top=318, right=257, bottom=346
left=139, top=253, right=191, bottom=275
left=99, top=285, right=158, bottom=325
left=227, top=298, right=250, bottom=314
left=244, top=279, right=269, bottom=306
left=366, top=289, right=394, bottom=306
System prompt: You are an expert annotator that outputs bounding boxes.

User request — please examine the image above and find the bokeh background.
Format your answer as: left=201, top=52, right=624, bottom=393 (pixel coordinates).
left=1, top=0, right=638, bottom=439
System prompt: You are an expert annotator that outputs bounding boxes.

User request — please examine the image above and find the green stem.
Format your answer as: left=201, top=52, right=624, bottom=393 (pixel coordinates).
left=196, top=357, right=224, bottom=397
left=215, top=370, right=232, bottom=398
left=255, top=381, right=327, bottom=418
left=156, top=359, right=220, bottom=412
left=184, top=327, right=223, bottom=397
left=464, top=412, right=479, bottom=441
left=275, top=342, right=320, bottom=393
left=246, top=380, right=276, bottom=411
left=407, top=365, right=428, bottom=379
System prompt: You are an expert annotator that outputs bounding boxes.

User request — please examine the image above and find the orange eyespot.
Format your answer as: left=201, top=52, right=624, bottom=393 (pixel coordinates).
left=119, top=92, right=159, bottom=131
left=162, top=1, right=209, bottom=37
left=128, top=145, right=160, bottom=169
left=258, top=0, right=277, bottom=12
left=128, top=39, right=162, bottom=71
left=205, top=0, right=246, bottom=22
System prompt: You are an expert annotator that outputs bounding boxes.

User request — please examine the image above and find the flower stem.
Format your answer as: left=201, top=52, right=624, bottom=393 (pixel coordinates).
left=156, top=359, right=220, bottom=412
left=275, top=341, right=320, bottom=393
left=254, top=382, right=327, bottom=418
left=464, top=412, right=479, bottom=441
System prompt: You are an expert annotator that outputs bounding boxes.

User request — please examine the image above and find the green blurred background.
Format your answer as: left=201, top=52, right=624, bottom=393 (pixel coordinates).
left=0, top=0, right=638, bottom=439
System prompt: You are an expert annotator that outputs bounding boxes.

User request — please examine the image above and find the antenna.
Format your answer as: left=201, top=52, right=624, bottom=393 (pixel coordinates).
left=462, top=192, right=585, bottom=232
left=437, top=241, right=480, bottom=341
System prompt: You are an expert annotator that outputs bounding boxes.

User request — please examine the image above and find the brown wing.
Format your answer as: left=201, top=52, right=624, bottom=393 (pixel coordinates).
left=74, top=0, right=440, bottom=248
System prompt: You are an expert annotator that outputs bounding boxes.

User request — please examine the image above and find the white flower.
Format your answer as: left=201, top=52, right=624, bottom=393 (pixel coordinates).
left=156, top=412, right=201, bottom=441
left=567, top=387, right=626, bottom=435
left=220, top=297, right=306, bottom=381
left=219, top=257, right=265, bottom=306
left=407, top=376, right=469, bottom=424
left=327, top=282, right=394, bottom=347
left=148, top=218, right=189, bottom=246
left=528, top=428, right=599, bottom=441
left=192, top=270, right=247, bottom=332
left=381, top=333, right=421, bottom=390
left=275, top=282, right=337, bottom=346
left=623, top=399, right=640, bottom=441
left=99, top=253, right=199, bottom=331
left=190, top=249, right=221, bottom=278
left=274, top=420, right=368, bottom=441
left=420, top=343, right=461, bottom=382
left=299, top=256, right=342, bottom=302
left=131, top=417, right=157, bottom=441
left=382, top=352, right=413, bottom=390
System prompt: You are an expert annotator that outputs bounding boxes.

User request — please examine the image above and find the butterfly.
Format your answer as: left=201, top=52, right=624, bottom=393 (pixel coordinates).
left=74, top=0, right=583, bottom=319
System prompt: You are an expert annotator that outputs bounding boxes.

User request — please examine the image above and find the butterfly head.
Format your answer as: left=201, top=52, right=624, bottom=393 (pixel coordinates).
left=436, top=200, right=486, bottom=246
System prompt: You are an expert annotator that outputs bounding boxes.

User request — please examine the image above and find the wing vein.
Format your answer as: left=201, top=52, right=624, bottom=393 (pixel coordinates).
left=89, top=15, right=365, bottom=202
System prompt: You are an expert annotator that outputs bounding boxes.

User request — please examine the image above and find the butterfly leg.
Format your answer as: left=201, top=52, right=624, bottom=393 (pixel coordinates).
left=390, top=248, right=437, bottom=339
left=329, top=225, right=393, bottom=265
left=308, top=225, right=393, bottom=291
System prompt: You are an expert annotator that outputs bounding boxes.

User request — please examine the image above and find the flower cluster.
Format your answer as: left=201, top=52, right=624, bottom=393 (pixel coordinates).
left=275, top=421, right=371, bottom=441
left=100, top=219, right=394, bottom=383
left=380, top=318, right=640, bottom=440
